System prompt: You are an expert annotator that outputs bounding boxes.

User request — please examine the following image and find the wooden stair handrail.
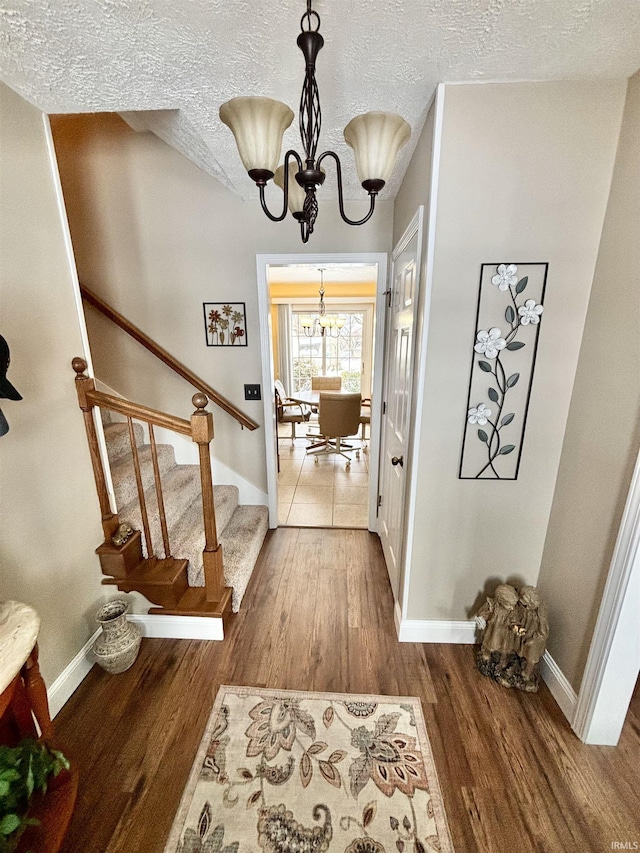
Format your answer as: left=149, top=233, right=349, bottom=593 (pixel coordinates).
left=80, top=284, right=259, bottom=431
left=85, top=389, right=192, bottom=436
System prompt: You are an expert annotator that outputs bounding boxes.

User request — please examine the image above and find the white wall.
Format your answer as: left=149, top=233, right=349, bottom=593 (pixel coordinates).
left=50, top=114, right=393, bottom=494
left=0, top=84, right=106, bottom=686
left=537, top=71, right=640, bottom=691
left=393, top=100, right=435, bottom=248
left=395, top=80, right=626, bottom=621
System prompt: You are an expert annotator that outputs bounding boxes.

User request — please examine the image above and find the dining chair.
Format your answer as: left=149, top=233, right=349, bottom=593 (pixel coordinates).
left=274, top=380, right=311, bottom=447
left=306, top=391, right=361, bottom=468
left=359, top=397, right=371, bottom=454
left=309, top=376, right=342, bottom=416
left=311, top=376, right=342, bottom=391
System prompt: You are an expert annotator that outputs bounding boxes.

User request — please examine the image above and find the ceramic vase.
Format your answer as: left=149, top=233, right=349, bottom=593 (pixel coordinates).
left=92, top=599, right=141, bottom=674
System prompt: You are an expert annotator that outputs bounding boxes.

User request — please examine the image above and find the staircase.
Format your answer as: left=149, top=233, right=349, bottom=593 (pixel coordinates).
left=71, top=291, right=265, bottom=626
left=102, top=417, right=268, bottom=615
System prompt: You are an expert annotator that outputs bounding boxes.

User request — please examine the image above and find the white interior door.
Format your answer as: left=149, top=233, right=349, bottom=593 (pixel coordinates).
left=378, top=212, right=423, bottom=598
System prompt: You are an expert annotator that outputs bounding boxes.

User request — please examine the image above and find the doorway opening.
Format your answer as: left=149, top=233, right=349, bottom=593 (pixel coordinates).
left=256, top=254, right=388, bottom=530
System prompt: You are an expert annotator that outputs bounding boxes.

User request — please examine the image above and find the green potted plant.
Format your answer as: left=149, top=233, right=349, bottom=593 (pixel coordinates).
left=0, top=739, right=69, bottom=853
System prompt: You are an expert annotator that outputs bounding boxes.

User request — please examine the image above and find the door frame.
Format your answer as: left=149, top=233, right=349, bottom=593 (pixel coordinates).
left=391, top=86, right=444, bottom=627
left=378, top=208, right=425, bottom=609
left=572, top=445, right=640, bottom=745
left=256, top=253, right=388, bottom=529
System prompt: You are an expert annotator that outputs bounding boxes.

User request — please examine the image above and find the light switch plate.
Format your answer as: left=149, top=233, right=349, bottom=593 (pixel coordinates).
left=244, top=384, right=261, bottom=401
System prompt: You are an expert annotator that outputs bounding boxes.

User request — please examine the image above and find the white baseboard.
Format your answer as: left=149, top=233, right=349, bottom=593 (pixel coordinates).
left=128, top=613, right=223, bottom=640
left=48, top=629, right=100, bottom=719
left=539, top=651, right=578, bottom=724
left=47, top=614, right=223, bottom=718
left=396, top=615, right=477, bottom=644
left=393, top=606, right=578, bottom=726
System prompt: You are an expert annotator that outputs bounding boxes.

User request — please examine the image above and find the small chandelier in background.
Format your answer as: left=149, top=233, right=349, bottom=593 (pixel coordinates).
left=300, top=269, right=344, bottom=338
left=219, top=1, right=411, bottom=243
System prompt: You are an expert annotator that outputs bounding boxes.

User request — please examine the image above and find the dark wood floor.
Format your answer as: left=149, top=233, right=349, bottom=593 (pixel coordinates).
left=55, top=528, right=640, bottom=853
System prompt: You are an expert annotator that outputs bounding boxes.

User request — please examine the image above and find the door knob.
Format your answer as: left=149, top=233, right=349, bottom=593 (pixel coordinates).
left=391, top=455, right=404, bottom=467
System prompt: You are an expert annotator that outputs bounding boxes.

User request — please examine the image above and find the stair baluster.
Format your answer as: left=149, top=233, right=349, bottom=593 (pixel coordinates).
left=149, top=424, right=171, bottom=557
left=127, top=416, right=154, bottom=557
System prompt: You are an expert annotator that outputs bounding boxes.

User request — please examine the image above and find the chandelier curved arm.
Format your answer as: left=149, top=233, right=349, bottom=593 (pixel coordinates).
left=257, top=150, right=305, bottom=222
left=316, top=150, right=377, bottom=227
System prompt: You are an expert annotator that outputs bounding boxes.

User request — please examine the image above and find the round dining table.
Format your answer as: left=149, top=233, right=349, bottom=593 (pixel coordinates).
left=287, top=389, right=350, bottom=407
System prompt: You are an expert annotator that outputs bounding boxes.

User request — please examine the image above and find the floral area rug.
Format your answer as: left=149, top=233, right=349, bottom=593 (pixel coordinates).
left=164, top=686, right=454, bottom=853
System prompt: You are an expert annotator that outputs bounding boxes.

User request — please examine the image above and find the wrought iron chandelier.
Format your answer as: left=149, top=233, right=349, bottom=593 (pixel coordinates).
left=300, top=269, right=345, bottom=338
left=219, top=1, right=411, bottom=243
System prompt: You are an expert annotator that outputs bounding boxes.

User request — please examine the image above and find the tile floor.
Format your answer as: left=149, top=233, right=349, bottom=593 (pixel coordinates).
left=277, top=427, right=370, bottom=528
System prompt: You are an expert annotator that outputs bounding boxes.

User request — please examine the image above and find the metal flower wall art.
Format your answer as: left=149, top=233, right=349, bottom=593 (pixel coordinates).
left=203, top=302, right=247, bottom=347
left=459, top=263, right=548, bottom=480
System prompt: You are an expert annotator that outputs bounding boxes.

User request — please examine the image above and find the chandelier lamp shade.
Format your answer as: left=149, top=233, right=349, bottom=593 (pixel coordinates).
left=300, top=269, right=345, bottom=338
left=218, top=1, right=411, bottom=243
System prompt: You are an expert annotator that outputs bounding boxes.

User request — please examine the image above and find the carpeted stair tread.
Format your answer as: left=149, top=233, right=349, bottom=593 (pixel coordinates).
left=101, top=419, right=268, bottom=617
left=127, top=464, right=201, bottom=523
left=118, top=465, right=203, bottom=557
left=211, top=485, right=239, bottom=540
left=172, top=502, right=268, bottom=612
left=104, top=421, right=145, bottom=465
left=110, top=443, right=177, bottom=509
left=219, top=505, right=269, bottom=613
left=163, top=486, right=240, bottom=586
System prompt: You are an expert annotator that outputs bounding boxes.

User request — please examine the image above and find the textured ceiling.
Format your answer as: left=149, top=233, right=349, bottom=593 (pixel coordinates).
left=1, top=0, right=639, bottom=201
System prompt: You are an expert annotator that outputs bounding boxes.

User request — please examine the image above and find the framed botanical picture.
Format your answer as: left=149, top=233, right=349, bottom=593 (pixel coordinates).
left=203, top=302, right=247, bottom=347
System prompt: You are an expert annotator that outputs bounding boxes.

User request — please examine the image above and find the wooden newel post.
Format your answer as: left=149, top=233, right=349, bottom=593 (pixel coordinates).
left=191, top=393, right=224, bottom=603
left=72, top=358, right=119, bottom=541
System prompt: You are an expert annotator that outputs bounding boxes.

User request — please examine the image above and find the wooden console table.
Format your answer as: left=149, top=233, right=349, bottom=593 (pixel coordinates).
left=0, top=601, right=78, bottom=853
